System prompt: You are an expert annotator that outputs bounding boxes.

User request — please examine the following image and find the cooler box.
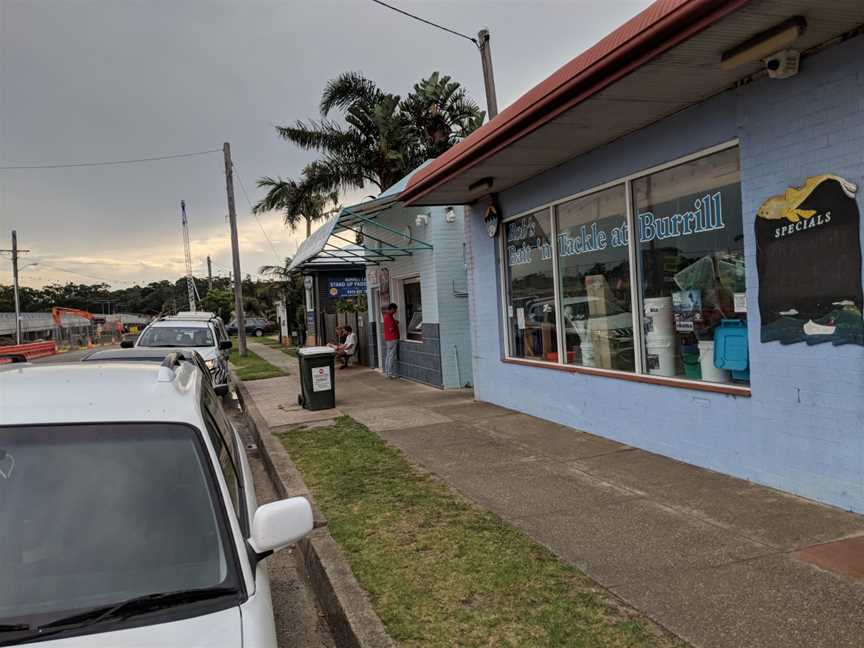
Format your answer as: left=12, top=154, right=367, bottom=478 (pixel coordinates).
left=297, top=346, right=336, bottom=410
left=713, top=320, right=749, bottom=381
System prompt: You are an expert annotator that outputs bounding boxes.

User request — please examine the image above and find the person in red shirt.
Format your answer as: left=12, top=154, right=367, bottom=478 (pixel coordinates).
left=382, top=303, right=399, bottom=379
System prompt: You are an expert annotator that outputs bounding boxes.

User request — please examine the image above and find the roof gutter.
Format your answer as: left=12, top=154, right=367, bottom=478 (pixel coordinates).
left=402, top=0, right=753, bottom=205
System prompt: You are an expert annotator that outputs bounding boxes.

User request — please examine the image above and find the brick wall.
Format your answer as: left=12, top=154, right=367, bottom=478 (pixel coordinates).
left=467, top=34, right=864, bottom=512
left=364, top=205, right=472, bottom=388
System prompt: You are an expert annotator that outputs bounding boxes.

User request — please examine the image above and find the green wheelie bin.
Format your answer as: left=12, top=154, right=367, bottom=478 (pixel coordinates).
left=297, top=346, right=337, bottom=410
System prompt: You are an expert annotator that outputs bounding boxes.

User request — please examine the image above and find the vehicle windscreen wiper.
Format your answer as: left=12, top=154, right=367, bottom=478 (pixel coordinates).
left=0, top=624, right=30, bottom=632
left=35, top=587, right=238, bottom=633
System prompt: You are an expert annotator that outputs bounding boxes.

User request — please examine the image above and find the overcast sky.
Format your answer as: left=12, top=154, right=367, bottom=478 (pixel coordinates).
left=0, top=0, right=651, bottom=289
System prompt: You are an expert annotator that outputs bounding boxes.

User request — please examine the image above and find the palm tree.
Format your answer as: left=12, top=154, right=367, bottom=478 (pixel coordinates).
left=252, top=166, right=339, bottom=238
left=274, top=71, right=484, bottom=194
left=401, top=72, right=486, bottom=160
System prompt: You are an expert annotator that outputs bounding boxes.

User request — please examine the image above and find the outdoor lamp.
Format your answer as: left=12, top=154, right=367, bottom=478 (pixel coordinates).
left=444, top=207, right=456, bottom=223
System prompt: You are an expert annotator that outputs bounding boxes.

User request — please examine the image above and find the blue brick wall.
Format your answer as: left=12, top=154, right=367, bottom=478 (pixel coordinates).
left=467, top=34, right=864, bottom=512
left=364, top=205, right=472, bottom=388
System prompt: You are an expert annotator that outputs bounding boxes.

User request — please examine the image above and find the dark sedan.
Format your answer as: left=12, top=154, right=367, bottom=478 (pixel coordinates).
left=226, top=317, right=274, bottom=337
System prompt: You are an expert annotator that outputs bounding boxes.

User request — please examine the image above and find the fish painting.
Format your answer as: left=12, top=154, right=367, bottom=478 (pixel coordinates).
left=757, top=174, right=858, bottom=223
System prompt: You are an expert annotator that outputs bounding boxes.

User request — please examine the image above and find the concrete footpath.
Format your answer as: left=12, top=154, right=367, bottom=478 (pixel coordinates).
left=244, top=340, right=864, bottom=648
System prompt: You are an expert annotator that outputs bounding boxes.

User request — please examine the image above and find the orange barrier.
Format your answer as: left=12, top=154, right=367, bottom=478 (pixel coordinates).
left=0, top=341, right=58, bottom=361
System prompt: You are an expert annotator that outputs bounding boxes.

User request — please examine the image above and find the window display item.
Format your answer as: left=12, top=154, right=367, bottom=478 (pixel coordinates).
left=644, top=297, right=674, bottom=335
left=714, top=319, right=749, bottom=381
left=698, top=340, right=731, bottom=383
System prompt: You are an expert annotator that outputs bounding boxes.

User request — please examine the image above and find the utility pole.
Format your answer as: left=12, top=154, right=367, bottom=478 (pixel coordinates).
left=477, top=29, right=498, bottom=119
left=207, top=256, right=213, bottom=291
left=1, top=231, right=30, bottom=345
left=223, top=142, right=247, bottom=356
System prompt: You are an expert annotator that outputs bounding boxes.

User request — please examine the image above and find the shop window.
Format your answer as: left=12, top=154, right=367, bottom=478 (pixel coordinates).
left=556, top=185, right=634, bottom=371
left=503, top=209, right=558, bottom=362
left=403, top=278, right=423, bottom=341
left=633, top=147, right=746, bottom=385
left=500, top=144, right=749, bottom=387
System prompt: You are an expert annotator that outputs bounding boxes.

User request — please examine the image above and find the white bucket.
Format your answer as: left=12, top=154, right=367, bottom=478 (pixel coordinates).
left=645, top=333, right=677, bottom=377
left=644, top=297, right=674, bottom=336
left=698, top=340, right=731, bottom=383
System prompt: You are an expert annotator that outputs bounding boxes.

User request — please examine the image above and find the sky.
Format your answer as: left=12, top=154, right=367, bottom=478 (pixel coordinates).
left=0, top=0, right=652, bottom=289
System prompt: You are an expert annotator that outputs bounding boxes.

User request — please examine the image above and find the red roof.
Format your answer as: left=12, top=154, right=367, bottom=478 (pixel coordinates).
left=402, top=0, right=751, bottom=204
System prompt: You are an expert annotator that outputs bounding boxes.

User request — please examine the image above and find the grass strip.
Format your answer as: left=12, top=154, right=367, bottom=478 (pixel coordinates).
left=229, top=346, right=286, bottom=381
left=254, top=336, right=299, bottom=357
left=280, top=416, right=686, bottom=648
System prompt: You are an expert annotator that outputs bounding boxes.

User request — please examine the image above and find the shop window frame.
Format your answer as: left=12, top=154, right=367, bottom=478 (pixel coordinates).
left=392, top=273, right=424, bottom=344
left=497, top=139, right=751, bottom=396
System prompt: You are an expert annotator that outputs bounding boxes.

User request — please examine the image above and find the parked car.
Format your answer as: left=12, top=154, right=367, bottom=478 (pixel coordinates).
left=0, top=356, right=312, bottom=647
left=226, top=318, right=274, bottom=337
left=125, top=312, right=231, bottom=392
left=82, top=347, right=220, bottom=391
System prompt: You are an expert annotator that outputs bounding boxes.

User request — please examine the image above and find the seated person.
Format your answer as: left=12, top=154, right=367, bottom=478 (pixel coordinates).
left=327, top=326, right=345, bottom=349
left=335, top=325, right=356, bottom=369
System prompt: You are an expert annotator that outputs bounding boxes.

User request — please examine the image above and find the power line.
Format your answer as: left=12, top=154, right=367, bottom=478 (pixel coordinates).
left=27, top=261, right=133, bottom=285
left=230, top=160, right=286, bottom=265
left=368, top=0, right=478, bottom=46
left=0, top=148, right=223, bottom=171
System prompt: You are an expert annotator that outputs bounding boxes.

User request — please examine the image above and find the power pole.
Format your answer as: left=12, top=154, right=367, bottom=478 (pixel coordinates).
left=1, top=231, right=30, bottom=345
left=477, top=29, right=498, bottom=119
left=207, top=256, right=213, bottom=291
left=223, top=142, right=247, bottom=356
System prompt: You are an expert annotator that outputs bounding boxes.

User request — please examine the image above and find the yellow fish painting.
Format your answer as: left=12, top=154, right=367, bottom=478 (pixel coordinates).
left=757, top=174, right=858, bottom=223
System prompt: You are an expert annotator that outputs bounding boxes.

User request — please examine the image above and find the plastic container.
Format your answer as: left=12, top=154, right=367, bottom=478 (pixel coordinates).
left=681, top=351, right=702, bottom=379
left=644, top=297, right=674, bottom=335
left=698, top=340, right=730, bottom=383
left=297, top=346, right=336, bottom=410
left=645, top=333, right=677, bottom=377
left=713, top=319, right=750, bottom=381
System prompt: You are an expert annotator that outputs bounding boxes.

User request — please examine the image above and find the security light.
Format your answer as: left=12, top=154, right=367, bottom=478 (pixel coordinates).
left=444, top=207, right=457, bottom=223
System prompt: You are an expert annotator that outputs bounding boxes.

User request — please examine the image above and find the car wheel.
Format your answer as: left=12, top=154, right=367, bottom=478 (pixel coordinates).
left=255, top=329, right=263, bottom=337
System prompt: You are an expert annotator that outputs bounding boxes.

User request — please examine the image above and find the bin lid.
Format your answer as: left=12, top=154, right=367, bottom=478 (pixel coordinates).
left=298, top=346, right=336, bottom=356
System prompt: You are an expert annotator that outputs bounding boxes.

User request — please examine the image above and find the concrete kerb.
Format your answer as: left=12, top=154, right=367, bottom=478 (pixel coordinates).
left=230, top=368, right=396, bottom=648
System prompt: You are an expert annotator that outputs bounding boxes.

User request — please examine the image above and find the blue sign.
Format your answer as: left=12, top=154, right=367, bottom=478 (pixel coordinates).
left=327, top=276, right=367, bottom=298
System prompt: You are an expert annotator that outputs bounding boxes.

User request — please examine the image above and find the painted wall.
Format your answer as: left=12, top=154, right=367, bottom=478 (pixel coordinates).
left=467, top=34, right=864, bottom=512
left=365, top=205, right=473, bottom=388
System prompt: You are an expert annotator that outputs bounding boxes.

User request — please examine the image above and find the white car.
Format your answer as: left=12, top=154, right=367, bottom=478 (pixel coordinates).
left=0, top=355, right=312, bottom=647
left=126, top=312, right=232, bottom=394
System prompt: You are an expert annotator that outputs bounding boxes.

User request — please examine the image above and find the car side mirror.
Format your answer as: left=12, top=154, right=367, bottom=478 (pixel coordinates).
left=219, top=340, right=232, bottom=351
left=250, top=497, right=313, bottom=555
left=120, top=340, right=134, bottom=348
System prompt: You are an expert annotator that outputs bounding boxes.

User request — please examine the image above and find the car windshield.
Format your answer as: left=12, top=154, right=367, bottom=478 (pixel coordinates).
left=0, top=423, right=239, bottom=628
left=138, top=325, right=214, bottom=348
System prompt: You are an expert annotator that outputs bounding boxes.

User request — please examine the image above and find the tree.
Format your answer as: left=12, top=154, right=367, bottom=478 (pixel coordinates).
left=200, top=289, right=234, bottom=322
left=252, top=167, right=339, bottom=238
left=274, top=71, right=484, bottom=194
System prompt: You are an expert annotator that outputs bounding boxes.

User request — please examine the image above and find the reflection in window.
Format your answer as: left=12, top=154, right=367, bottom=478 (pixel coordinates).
left=556, top=185, right=634, bottom=371
left=504, top=210, right=557, bottom=362
left=633, top=147, right=747, bottom=384
left=403, top=279, right=423, bottom=341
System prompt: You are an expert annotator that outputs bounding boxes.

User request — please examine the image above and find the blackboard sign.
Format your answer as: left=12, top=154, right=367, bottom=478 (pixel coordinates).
left=755, top=175, right=863, bottom=346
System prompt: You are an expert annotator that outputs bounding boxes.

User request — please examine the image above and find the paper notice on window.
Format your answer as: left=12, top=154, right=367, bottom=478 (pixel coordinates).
left=311, top=366, right=332, bottom=392
left=516, top=307, right=526, bottom=330
left=734, top=292, right=747, bottom=313
left=508, top=305, right=514, bottom=318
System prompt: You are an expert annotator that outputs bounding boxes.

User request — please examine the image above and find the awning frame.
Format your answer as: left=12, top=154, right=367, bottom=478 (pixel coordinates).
left=287, top=199, right=433, bottom=272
